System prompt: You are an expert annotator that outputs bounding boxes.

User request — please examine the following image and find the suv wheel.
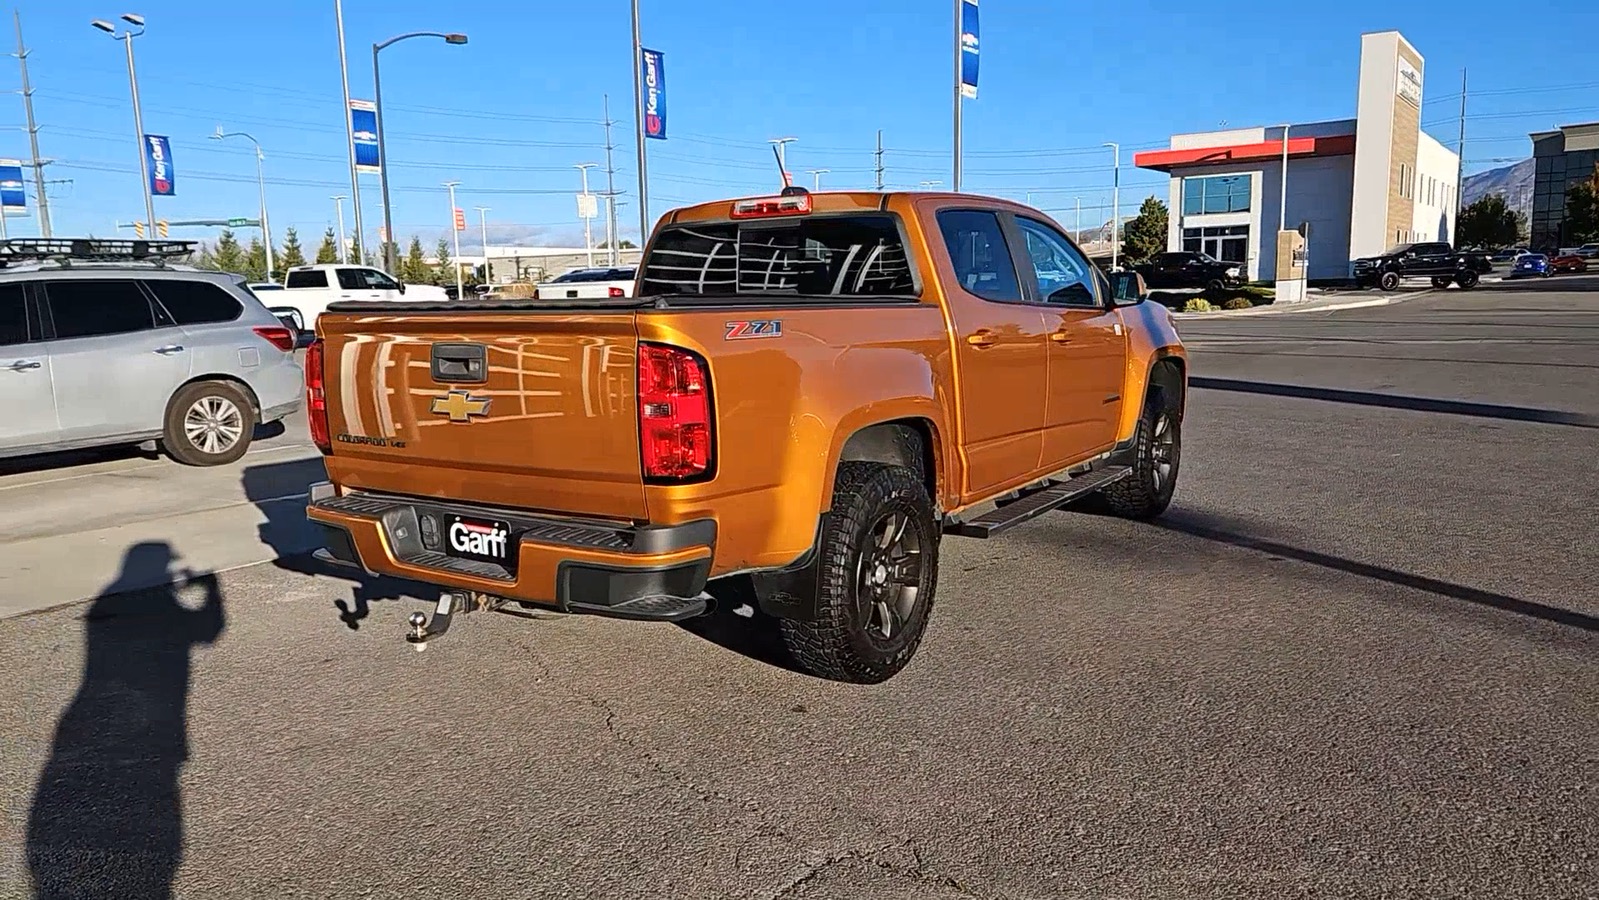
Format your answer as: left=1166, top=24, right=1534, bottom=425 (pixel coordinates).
left=164, top=381, right=255, bottom=466
left=1379, top=271, right=1401, bottom=292
left=779, top=462, right=938, bottom=684
left=1456, top=270, right=1479, bottom=289
left=1098, top=387, right=1180, bottom=521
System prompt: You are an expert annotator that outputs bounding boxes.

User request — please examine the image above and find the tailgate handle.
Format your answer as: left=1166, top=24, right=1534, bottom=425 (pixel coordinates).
left=431, top=342, right=487, bottom=384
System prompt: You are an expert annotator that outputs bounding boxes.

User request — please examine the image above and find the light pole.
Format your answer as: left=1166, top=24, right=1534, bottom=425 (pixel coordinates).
left=1279, top=124, right=1290, bottom=233
left=809, top=168, right=830, bottom=191
left=331, top=195, right=348, bottom=263
left=443, top=181, right=463, bottom=300
left=1104, top=141, right=1120, bottom=270
left=333, top=0, right=365, bottom=264
left=91, top=14, right=154, bottom=232
left=769, top=137, right=797, bottom=185
left=373, top=30, right=468, bottom=274
left=629, top=0, right=649, bottom=244
left=213, top=128, right=273, bottom=278
left=575, top=163, right=597, bottom=266
left=1075, top=198, right=1081, bottom=244
left=475, top=206, right=490, bottom=283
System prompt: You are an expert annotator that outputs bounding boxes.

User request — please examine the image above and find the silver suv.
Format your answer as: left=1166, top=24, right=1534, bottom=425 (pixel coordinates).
left=0, top=239, right=303, bottom=466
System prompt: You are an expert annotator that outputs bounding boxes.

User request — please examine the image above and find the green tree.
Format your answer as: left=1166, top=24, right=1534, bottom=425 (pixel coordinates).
left=434, top=237, right=453, bottom=286
left=1120, top=196, right=1168, bottom=265
left=278, top=227, right=307, bottom=270
left=193, top=242, right=218, bottom=270
left=315, top=227, right=339, bottom=264
left=212, top=229, right=245, bottom=274
left=402, top=236, right=427, bottom=284
left=597, top=239, right=637, bottom=249
left=1457, top=194, right=1525, bottom=249
left=1566, top=174, right=1599, bottom=245
left=244, top=236, right=268, bottom=282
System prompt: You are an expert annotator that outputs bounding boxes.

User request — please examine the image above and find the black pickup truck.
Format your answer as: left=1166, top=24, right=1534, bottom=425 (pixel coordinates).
left=1351, top=241, right=1494, bottom=291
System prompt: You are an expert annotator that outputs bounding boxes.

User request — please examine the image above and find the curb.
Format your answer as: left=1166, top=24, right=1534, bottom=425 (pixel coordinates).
left=1171, top=290, right=1429, bottom=319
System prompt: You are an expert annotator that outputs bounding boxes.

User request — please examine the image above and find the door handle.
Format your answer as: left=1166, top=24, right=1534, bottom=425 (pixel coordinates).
left=966, top=330, right=998, bottom=349
left=5, top=360, right=41, bottom=371
left=153, top=344, right=185, bottom=354
left=1049, top=330, right=1073, bottom=344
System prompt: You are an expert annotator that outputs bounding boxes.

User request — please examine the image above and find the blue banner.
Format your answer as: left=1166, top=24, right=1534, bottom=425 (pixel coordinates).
left=144, top=134, right=175, bottom=196
left=0, top=160, right=25, bottom=216
left=960, top=0, right=979, bottom=100
left=641, top=48, right=666, bottom=141
left=350, top=99, right=380, bottom=173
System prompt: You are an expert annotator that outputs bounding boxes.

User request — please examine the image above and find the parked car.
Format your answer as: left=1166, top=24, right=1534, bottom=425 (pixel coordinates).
left=1577, top=243, right=1599, bottom=259
left=304, top=187, right=1188, bottom=683
left=276, top=264, right=450, bottom=332
left=533, top=266, right=636, bottom=300
left=1548, top=253, right=1588, bottom=274
left=1489, top=247, right=1530, bottom=263
left=0, top=238, right=302, bottom=466
left=1507, top=254, right=1551, bottom=278
left=1133, top=251, right=1245, bottom=291
left=1351, top=241, right=1494, bottom=291
left=247, top=282, right=285, bottom=294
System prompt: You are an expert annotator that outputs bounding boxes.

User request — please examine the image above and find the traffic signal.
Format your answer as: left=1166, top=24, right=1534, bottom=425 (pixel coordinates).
left=157, top=220, right=169, bottom=238
left=132, top=221, right=145, bottom=239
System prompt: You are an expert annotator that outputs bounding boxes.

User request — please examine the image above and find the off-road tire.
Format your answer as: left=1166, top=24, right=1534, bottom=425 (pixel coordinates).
left=779, top=462, right=939, bottom=684
left=1379, top=271, right=1401, bottom=292
left=1205, top=278, right=1225, bottom=292
left=163, top=380, right=255, bottom=467
left=1455, top=269, right=1479, bottom=290
left=1431, top=276, right=1452, bottom=289
left=1098, top=388, right=1180, bottom=521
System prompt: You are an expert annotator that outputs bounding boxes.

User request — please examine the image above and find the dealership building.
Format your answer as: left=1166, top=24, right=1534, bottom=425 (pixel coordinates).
left=1134, top=31, right=1459, bottom=282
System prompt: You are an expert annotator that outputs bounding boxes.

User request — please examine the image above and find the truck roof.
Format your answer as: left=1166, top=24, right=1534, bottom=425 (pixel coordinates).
left=659, top=189, right=1032, bottom=226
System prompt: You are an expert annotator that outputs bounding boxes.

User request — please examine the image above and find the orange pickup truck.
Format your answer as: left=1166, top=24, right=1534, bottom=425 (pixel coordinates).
left=304, top=188, right=1187, bottom=683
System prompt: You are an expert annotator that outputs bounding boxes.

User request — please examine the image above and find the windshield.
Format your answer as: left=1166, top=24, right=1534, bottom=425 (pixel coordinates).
left=637, top=213, right=917, bottom=298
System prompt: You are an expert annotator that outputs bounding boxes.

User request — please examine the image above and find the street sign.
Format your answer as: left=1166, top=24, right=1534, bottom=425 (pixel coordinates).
left=453, top=208, right=466, bottom=232
left=577, top=193, right=598, bottom=220
left=228, top=217, right=251, bottom=227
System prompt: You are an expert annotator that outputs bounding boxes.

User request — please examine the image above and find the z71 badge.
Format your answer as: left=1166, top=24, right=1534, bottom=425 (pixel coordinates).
left=724, top=320, right=783, bottom=340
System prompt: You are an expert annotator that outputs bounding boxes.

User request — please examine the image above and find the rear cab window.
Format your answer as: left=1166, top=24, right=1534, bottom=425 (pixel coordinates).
left=936, top=210, right=1021, bottom=303
left=637, top=213, right=918, bottom=299
left=286, top=270, right=329, bottom=289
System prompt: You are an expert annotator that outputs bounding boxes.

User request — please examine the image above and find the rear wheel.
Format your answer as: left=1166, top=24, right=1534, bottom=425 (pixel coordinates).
left=779, top=462, right=938, bottom=684
left=1205, top=278, right=1225, bottom=292
left=1379, top=271, right=1401, bottom=292
left=1098, top=388, right=1180, bottom=521
left=163, top=381, right=255, bottom=467
left=1456, top=270, right=1480, bottom=289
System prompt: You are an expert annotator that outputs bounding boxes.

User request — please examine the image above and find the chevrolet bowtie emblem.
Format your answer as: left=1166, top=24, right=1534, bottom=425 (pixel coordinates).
left=430, top=390, right=491, bottom=423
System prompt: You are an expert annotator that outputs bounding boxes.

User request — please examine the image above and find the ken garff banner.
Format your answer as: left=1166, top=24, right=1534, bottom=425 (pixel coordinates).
left=959, top=0, right=979, bottom=100
left=350, top=99, right=380, bottom=173
left=0, top=160, right=26, bottom=216
left=144, top=134, right=175, bottom=196
left=641, top=48, right=666, bottom=140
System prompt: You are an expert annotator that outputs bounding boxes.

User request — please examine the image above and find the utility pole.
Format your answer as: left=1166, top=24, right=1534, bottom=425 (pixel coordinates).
left=1104, top=142, right=1120, bottom=270
left=475, top=206, right=490, bottom=282
left=602, top=93, right=619, bottom=266
left=443, top=180, right=462, bottom=300
left=14, top=12, right=50, bottom=237
left=575, top=162, right=597, bottom=266
left=331, top=195, right=348, bottom=262
left=1074, top=198, right=1081, bottom=244
left=875, top=129, right=884, bottom=191
left=1454, top=68, right=1467, bottom=245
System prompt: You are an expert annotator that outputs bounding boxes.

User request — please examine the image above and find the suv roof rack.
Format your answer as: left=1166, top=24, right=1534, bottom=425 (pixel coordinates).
left=0, top=237, right=198, bottom=269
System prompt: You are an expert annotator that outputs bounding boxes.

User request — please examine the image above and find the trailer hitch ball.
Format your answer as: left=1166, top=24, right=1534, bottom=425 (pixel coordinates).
left=408, top=612, right=428, bottom=644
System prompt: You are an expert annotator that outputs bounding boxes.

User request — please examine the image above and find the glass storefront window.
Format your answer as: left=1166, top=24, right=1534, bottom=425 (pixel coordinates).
left=1181, top=175, right=1251, bottom=216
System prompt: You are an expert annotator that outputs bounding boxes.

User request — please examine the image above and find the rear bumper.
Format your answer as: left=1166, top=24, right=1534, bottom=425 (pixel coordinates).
left=305, top=482, right=715, bottom=620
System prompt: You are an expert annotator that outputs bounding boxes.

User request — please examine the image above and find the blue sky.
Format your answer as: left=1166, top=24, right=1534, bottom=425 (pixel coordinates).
left=7, top=0, right=1599, bottom=252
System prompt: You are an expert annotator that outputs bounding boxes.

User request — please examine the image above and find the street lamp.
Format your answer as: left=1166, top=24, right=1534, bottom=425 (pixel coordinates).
left=331, top=195, right=348, bottom=263
left=808, top=168, right=830, bottom=191
left=373, top=30, right=468, bottom=274
left=91, top=13, right=154, bottom=232
left=442, top=180, right=463, bottom=301
left=1104, top=142, right=1120, bottom=271
left=1279, top=123, right=1291, bottom=233
left=474, top=206, right=490, bottom=282
left=769, top=136, right=797, bottom=184
left=575, top=163, right=597, bottom=267
left=213, top=127, right=273, bottom=279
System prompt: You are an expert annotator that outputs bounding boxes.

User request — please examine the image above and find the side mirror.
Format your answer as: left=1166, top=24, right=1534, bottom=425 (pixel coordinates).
left=396, top=281, right=407, bottom=294
left=1108, top=270, right=1147, bottom=306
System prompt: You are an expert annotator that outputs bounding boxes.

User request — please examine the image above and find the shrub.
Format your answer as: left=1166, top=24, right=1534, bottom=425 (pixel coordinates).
left=1182, top=298, right=1213, bottom=313
left=1222, top=297, right=1254, bottom=310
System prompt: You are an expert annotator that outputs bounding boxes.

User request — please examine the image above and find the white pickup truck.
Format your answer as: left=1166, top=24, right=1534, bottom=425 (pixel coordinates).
left=533, top=265, right=636, bottom=300
left=273, top=264, right=449, bottom=330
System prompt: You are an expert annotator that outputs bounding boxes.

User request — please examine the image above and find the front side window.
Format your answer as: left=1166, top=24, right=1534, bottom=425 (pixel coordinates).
left=0, top=283, right=28, bottom=346
left=44, top=280, right=156, bottom=340
left=935, top=210, right=1021, bottom=303
left=147, top=279, right=243, bottom=325
left=362, top=268, right=401, bottom=290
left=1016, top=217, right=1098, bottom=307
left=1181, top=175, right=1252, bottom=216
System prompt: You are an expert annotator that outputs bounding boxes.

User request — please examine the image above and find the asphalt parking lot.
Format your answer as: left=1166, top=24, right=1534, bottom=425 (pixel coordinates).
left=2, top=277, right=1596, bottom=899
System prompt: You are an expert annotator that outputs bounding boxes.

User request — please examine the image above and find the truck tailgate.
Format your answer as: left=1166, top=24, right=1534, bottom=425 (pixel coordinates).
left=317, top=311, right=646, bottom=520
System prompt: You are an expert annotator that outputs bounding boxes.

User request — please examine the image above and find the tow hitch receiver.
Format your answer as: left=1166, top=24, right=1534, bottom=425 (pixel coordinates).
left=407, top=590, right=508, bottom=649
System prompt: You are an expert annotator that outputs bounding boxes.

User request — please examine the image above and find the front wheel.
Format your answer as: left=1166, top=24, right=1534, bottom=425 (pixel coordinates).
left=163, top=381, right=255, bottom=466
left=1098, top=389, right=1180, bottom=520
left=1456, top=270, right=1480, bottom=289
left=779, top=462, right=939, bottom=684
left=1379, top=271, right=1401, bottom=292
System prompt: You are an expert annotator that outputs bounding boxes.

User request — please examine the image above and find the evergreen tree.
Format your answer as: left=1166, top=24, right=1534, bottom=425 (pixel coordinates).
left=434, top=237, right=453, bottom=286
left=315, top=227, right=339, bottom=264
left=212, top=229, right=246, bottom=274
left=1120, top=196, right=1168, bottom=266
left=244, top=236, right=268, bottom=282
left=194, top=243, right=218, bottom=270
left=279, top=227, right=308, bottom=270
left=403, top=236, right=428, bottom=284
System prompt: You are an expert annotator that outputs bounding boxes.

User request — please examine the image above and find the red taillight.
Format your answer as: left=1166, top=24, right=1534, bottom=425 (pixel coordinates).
left=608, top=286, right=626, bottom=297
left=252, top=325, right=296, bottom=352
left=637, top=343, right=712, bottom=480
left=730, top=193, right=812, bottom=219
left=304, top=338, right=331, bottom=453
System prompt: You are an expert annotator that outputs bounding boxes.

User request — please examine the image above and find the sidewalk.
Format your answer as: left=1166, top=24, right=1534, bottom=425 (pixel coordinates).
left=1170, top=287, right=1432, bottom=319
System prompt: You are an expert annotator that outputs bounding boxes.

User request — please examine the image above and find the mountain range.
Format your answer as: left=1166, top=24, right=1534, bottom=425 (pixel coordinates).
left=1462, top=158, right=1535, bottom=218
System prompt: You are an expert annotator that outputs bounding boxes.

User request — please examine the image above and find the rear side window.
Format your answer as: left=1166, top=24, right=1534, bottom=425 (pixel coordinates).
left=0, top=284, right=28, bottom=346
left=286, top=270, right=329, bottom=289
left=147, top=279, right=243, bottom=325
left=44, top=280, right=157, bottom=340
left=638, top=214, right=916, bottom=298
left=936, top=210, right=1021, bottom=303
